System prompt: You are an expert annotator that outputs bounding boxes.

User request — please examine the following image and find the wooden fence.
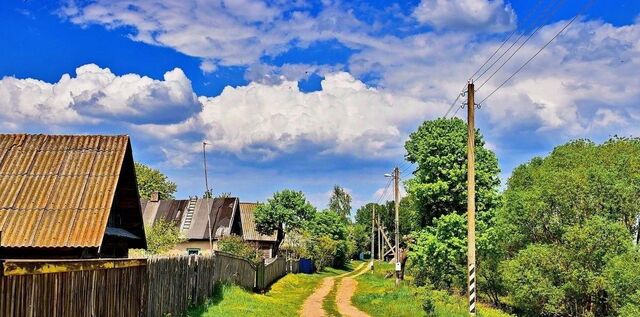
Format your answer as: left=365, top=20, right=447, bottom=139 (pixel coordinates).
left=213, top=252, right=257, bottom=289
left=0, top=258, right=147, bottom=317
left=147, top=255, right=216, bottom=317
left=0, top=253, right=300, bottom=317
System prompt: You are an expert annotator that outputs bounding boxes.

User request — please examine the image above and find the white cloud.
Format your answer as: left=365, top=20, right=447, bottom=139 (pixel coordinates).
left=139, top=72, right=441, bottom=160
left=0, top=64, right=199, bottom=127
left=60, top=0, right=362, bottom=70
left=412, top=0, right=516, bottom=32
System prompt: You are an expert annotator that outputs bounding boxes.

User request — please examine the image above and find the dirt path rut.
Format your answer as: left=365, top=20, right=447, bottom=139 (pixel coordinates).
left=299, top=263, right=367, bottom=317
left=335, top=265, right=370, bottom=317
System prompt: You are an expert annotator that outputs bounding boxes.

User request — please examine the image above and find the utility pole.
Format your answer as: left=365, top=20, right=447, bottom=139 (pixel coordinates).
left=393, top=167, right=400, bottom=287
left=466, top=81, right=477, bottom=316
left=378, top=214, right=381, bottom=260
left=371, top=204, right=376, bottom=271
left=203, top=142, right=213, bottom=252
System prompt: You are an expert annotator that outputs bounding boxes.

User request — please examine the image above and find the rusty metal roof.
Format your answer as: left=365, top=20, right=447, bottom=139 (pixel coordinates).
left=239, top=203, right=277, bottom=242
left=0, top=134, right=129, bottom=248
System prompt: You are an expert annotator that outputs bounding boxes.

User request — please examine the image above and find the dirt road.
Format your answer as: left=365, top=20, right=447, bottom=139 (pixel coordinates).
left=299, top=262, right=367, bottom=317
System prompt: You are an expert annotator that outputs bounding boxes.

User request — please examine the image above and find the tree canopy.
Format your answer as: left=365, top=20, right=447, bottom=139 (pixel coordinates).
left=404, top=118, right=500, bottom=226
left=328, top=185, right=352, bottom=220
left=134, top=162, right=178, bottom=200
left=255, top=189, right=316, bottom=253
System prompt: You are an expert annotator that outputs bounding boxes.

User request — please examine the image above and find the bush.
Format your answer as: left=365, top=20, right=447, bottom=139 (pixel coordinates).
left=145, top=219, right=186, bottom=255
left=218, top=235, right=261, bottom=264
left=422, top=296, right=436, bottom=316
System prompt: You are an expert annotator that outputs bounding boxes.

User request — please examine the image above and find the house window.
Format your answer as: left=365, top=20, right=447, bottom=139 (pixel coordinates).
left=187, top=248, right=200, bottom=255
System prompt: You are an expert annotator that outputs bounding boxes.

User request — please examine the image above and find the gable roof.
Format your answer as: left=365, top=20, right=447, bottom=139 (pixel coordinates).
left=141, top=197, right=239, bottom=240
left=0, top=134, right=143, bottom=248
left=238, top=203, right=277, bottom=242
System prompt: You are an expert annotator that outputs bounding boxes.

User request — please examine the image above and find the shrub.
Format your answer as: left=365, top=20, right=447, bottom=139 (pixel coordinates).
left=218, top=235, right=261, bottom=264
left=145, top=219, right=186, bottom=255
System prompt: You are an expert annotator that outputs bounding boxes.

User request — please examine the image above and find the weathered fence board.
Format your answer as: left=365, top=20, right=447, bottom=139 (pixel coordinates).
left=0, top=253, right=299, bottom=317
left=213, top=252, right=256, bottom=289
left=0, top=259, right=147, bottom=317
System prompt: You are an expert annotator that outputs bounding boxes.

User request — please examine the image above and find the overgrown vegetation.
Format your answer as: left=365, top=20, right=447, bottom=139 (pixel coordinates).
left=144, top=219, right=186, bottom=255
left=401, top=118, right=640, bottom=317
left=217, top=235, right=261, bottom=264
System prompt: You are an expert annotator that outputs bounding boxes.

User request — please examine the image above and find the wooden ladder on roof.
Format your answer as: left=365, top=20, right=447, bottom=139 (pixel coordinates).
left=182, top=197, right=198, bottom=230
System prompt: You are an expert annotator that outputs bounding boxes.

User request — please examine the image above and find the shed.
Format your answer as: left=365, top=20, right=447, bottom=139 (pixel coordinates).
left=0, top=134, right=146, bottom=258
left=232, top=203, right=278, bottom=258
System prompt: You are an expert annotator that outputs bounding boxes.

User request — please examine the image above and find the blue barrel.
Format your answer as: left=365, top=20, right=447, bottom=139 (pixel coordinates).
left=299, top=258, right=315, bottom=274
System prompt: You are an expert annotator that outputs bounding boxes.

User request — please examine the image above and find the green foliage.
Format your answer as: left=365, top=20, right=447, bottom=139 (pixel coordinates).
left=404, top=118, right=500, bottom=226
left=145, top=219, right=186, bottom=255
left=328, top=185, right=352, bottom=220
left=349, top=224, right=370, bottom=257
left=135, top=162, right=178, bottom=200
left=409, top=213, right=467, bottom=290
left=605, top=249, right=640, bottom=312
left=255, top=189, right=316, bottom=251
left=305, top=210, right=352, bottom=268
left=500, top=218, right=633, bottom=316
left=498, top=138, right=640, bottom=252
left=218, top=235, right=261, bottom=264
left=354, top=197, right=419, bottom=244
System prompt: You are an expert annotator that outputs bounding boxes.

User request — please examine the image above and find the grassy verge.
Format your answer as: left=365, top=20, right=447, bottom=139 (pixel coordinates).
left=188, top=266, right=350, bottom=316
left=352, top=261, right=511, bottom=317
left=323, top=281, right=341, bottom=317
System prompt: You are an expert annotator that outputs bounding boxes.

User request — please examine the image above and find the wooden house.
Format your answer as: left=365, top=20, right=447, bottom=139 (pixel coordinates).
left=0, top=134, right=147, bottom=259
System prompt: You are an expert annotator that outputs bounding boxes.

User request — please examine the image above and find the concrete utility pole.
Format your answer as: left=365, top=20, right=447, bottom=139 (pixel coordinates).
left=393, top=167, right=400, bottom=287
left=466, top=81, right=477, bottom=316
left=371, top=204, right=376, bottom=271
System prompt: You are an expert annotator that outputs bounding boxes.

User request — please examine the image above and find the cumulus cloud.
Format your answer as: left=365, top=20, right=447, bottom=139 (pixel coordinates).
left=60, top=0, right=362, bottom=71
left=139, top=72, right=440, bottom=160
left=0, top=64, right=199, bottom=127
left=412, top=0, right=517, bottom=32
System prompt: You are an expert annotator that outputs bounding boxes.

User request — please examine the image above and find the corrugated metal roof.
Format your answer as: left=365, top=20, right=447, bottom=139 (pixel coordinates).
left=0, top=134, right=128, bottom=248
left=141, top=197, right=239, bottom=240
left=239, top=203, right=277, bottom=242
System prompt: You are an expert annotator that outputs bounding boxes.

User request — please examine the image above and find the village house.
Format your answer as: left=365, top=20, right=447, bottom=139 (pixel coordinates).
left=141, top=195, right=239, bottom=255
left=141, top=197, right=278, bottom=258
left=0, top=134, right=147, bottom=259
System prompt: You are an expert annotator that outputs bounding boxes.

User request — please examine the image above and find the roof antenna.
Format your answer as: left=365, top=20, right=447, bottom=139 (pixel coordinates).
left=203, top=141, right=213, bottom=253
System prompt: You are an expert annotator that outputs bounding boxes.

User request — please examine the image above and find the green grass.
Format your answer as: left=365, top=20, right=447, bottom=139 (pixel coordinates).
left=323, top=280, right=341, bottom=317
left=188, top=266, right=350, bottom=316
left=352, top=261, right=512, bottom=317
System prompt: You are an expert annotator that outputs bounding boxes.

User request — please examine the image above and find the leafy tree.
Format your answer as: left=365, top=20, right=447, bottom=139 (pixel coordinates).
left=145, top=219, right=186, bottom=255
left=500, top=217, right=633, bottom=316
left=218, top=235, right=261, bottom=264
left=328, top=185, right=352, bottom=220
left=135, top=162, right=178, bottom=200
left=498, top=137, right=640, bottom=253
left=255, top=190, right=316, bottom=255
left=404, top=118, right=500, bottom=226
left=605, top=250, right=640, bottom=313
left=349, top=224, right=370, bottom=258
left=355, top=197, right=419, bottom=242
left=302, top=234, right=339, bottom=271
left=307, top=210, right=351, bottom=267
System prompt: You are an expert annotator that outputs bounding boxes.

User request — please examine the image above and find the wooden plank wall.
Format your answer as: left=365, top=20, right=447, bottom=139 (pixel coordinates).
left=263, top=256, right=286, bottom=288
left=0, top=260, right=147, bottom=317
left=146, top=255, right=216, bottom=317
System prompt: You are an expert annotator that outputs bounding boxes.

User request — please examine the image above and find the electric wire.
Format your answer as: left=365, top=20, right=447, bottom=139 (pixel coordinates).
left=478, top=0, right=597, bottom=105
left=475, top=0, right=567, bottom=92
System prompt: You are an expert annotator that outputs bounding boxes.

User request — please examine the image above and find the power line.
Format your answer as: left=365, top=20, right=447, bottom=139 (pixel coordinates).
left=443, top=0, right=548, bottom=119
left=376, top=177, right=393, bottom=204
left=470, top=0, right=546, bottom=81
left=475, top=0, right=566, bottom=92
left=478, top=0, right=597, bottom=105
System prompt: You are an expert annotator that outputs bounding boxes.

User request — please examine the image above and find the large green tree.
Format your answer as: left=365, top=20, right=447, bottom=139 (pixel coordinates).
left=354, top=197, right=419, bottom=240
left=404, top=118, right=500, bottom=226
left=134, top=162, right=177, bottom=200
left=255, top=190, right=316, bottom=255
left=495, top=137, right=640, bottom=316
left=328, top=185, right=352, bottom=220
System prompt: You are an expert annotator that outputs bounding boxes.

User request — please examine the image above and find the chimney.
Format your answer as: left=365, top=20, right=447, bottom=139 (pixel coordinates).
left=150, top=191, right=160, bottom=202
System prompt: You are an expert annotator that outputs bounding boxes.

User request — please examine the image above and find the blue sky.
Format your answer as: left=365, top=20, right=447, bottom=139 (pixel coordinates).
left=1, top=0, right=639, bottom=210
